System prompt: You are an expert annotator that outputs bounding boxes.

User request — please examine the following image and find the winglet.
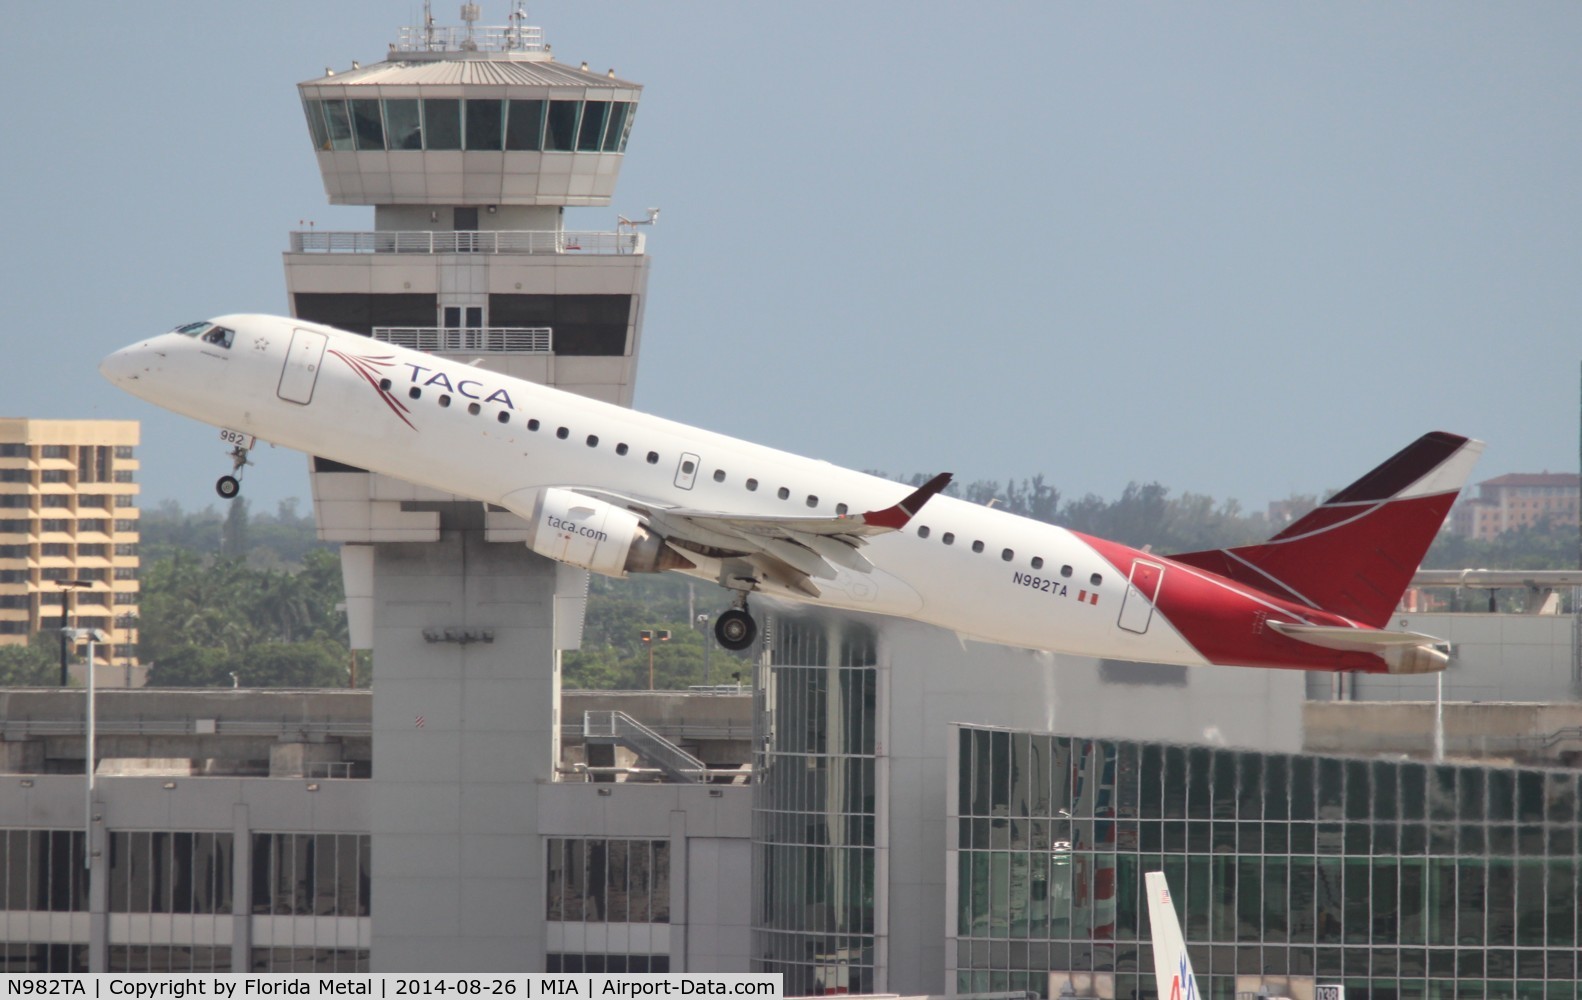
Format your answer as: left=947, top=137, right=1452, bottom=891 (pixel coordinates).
left=860, top=472, right=952, bottom=530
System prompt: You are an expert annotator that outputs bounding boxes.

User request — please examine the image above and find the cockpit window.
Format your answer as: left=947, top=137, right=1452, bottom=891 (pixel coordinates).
left=201, top=326, right=235, bottom=349
left=173, top=321, right=211, bottom=336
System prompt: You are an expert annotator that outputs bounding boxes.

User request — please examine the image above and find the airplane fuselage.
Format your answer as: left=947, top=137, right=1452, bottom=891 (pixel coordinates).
left=101, top=314, right=1456, bottom=673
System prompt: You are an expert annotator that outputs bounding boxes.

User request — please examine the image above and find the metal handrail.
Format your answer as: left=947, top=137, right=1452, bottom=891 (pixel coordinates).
left=0, top=719, right=371, bottom=738
left=288, top=230, right=643, bottom=256
left=372, top=327, right=551, bottom=353
left=394, top=24, right=546, bottom=53
left=583, top=710, right=707, bottom=782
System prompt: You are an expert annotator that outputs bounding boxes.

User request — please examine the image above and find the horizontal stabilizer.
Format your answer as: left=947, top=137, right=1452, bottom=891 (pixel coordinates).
left=1269, top=622, right=1449, bottom=674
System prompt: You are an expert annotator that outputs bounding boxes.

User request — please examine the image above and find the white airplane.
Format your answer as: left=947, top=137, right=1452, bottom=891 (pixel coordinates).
left=101, top=315, right=1482, bottom=667
left=1145, top=871, right=1199, bottom=1000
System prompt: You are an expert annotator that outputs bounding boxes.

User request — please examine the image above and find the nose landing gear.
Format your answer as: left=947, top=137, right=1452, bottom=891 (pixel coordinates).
left=216, top=443, right=252, bottom=499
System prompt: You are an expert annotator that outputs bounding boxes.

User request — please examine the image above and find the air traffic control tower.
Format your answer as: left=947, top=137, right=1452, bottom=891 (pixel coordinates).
left=285, top=7, right=649, bottom=970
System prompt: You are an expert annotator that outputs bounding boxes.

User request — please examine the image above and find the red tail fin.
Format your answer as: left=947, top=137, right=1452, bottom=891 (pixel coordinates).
left=1170, top=432, right=1483, bottom=627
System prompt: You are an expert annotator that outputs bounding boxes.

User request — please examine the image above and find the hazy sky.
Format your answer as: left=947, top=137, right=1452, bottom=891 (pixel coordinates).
left=3, top=3, right=1578, bottom=519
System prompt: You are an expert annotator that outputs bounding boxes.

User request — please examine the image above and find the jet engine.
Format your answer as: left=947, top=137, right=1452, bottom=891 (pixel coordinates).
left=525, top=488, right=694, bottom=578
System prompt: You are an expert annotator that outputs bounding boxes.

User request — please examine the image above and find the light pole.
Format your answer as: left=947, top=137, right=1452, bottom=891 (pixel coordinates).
left=639, top=629, right=670, bottom=690
left=114, top=612, right=139, bottom=687
left=55, top=579, right=92, bottom=687
left=64, top=627, right=108, bottom=868
left=695, top=613, right=713, bottom=686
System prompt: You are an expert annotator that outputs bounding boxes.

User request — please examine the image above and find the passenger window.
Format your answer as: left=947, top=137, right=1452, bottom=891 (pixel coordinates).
left=713, top=469, right=726, bottom=483
left=942, top=532, right=955, bottom=545
left=836, top=503, right=848, bottom=516
left=438, top=395, right=452, bottom=408
left=616, top=443, right=629, bottom=456
left=746, top=479, right=758, bottom=491
left=777, top=487, right=790, bottom=500
left=379, top=378, right=392, bottom=391
left=587, top=435, right=599, bottom=447
left=1061, top=565, right=1073, bottom=578
left=557, top=427, right=569, bottom=440
left=917, top=526, right=930, bottom=539
left=682, top=460, right=696, bottom=474
left=1001, top=549, right=1014, bottom=562
left=1031, top=557, right=1044, bottom=570
left=528, top=419, right=540, bottom=431
left=1090, top=573, right=1103, bottom=586
left=496, top=412, right=510, bottom=424
left=408, top=387, right=422, bottom=400
left=468, top=403, right=481, bottom=416
left=646, top=452, right=659, bottom=464
left=806, top=496, right=818, bottom=508
left=972, top=541, right=985, bottom=554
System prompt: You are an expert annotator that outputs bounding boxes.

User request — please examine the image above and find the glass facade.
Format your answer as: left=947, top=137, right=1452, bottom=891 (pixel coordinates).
left=2, top=828, right=369, bottom=973
left=303, top=97, right=635, bottom=155
left=951, top=726, right=1582, bottom=999
left=545, top=838, right=670, bottom=924
left=545, top=838, right=671, bottom=972
left=0, top=830, right=88, bottom=972
left=753, top=615, right=880, bottom=997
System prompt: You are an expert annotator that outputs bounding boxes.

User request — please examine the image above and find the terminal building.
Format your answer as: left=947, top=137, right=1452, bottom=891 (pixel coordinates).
left=3, top=8, right=1580, bottom=998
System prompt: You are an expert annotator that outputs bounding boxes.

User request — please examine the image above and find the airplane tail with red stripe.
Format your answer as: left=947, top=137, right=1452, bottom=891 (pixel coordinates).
left=1170, top=432, right=1483, bottom=628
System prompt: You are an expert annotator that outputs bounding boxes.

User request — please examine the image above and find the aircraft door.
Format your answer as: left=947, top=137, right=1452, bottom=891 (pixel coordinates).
left=1117, top=559, right=1165, bottom=634
left=278, top=328, right=328, bottom=405
left=674, top=452, right=700, bottom=490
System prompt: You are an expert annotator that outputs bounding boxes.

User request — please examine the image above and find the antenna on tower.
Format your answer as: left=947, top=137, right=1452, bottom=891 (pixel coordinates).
left=460, top=3, right=481, bottom=51
left=422, top=0, right=436, bottom=50
left=508, top=2, right=528, bottom=50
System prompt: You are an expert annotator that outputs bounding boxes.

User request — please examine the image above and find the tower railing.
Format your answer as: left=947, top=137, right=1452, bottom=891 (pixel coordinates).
left=582, top=710, right=708, bottom=783
left=372, top=327, right=552, bottom=353
left=394, top=23, right=546, bottom=54
left=289, top=230, right=643, bottom=255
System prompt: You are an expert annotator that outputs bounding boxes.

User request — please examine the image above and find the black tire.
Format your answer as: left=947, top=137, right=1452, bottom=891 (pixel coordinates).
left=216, top=475, right=241, bottom=499
left=715, top=608, right=757, bottom=652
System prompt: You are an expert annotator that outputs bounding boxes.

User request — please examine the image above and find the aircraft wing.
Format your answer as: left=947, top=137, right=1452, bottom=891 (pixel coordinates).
left=573, top=472, right=952, bottom=590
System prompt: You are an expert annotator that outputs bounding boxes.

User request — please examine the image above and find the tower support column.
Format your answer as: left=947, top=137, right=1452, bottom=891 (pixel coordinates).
left=369, top=505, right=560, bottom=971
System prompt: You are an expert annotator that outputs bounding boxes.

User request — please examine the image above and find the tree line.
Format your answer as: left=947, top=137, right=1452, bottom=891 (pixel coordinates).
left=3, top=478, right=1573, bottom=688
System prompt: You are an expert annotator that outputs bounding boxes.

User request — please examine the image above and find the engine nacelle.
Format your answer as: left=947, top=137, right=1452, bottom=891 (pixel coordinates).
left=525, top=488, right=692, bottom=578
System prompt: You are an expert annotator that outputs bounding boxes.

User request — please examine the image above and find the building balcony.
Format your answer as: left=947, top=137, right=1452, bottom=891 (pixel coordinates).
left=288, top=229, right=643, bottom=256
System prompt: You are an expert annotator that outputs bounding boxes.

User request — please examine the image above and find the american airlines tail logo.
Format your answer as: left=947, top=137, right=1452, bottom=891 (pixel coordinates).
left=1171, top=955, right=1196, bottom=1000
left=328, top=350, right=416, bottom=430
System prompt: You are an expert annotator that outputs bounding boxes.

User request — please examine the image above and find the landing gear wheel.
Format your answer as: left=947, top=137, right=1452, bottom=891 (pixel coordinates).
left=216, top=475, right=241, bottom=500
left=715, top=608, right=757, bottom=652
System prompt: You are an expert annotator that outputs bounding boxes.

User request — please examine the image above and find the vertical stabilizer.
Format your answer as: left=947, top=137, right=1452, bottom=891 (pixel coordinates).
left=1145, top=871, right=1199, bottom=1000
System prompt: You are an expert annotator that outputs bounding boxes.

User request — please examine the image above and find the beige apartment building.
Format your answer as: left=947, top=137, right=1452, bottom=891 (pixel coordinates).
left=1450, top=471, right=1581, bottom=541
left=0, top=419, right=139, bottom=677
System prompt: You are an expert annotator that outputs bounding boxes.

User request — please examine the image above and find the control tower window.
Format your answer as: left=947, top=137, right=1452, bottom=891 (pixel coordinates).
left=322, top=100, right=355, bottom=151
left=302, top=99, right=330, bottom=151
left=602, top=103, right=631, bottom=153
left=350, top=100, right=385, bottom=151
left=385, top=100, right=422, bottom=150
left=577, top=102, right=610, bottom=152
left=505, top=100, right=544, bottom=151
left=544, top=100, right=580, bottom=151
left=465, top=99, right=504, bottom=151
left=423, top=99, right=462, bottom=150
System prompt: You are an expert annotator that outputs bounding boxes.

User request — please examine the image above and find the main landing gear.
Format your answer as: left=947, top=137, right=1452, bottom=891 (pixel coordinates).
left=714, top=594, right=758, bottom=652
left=216, top=444, right=251, bottom=499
